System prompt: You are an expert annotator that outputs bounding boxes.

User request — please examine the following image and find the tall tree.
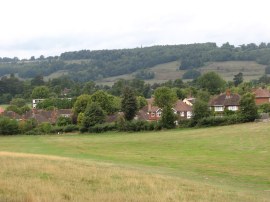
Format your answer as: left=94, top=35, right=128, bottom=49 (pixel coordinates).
left=82, top=103, right=105, bottom=128
left=233, top=72, right=243, bottom=86
left=154, top=87, right=177, bottom=108
left=73, top=94, right=91, bottom=114
left=192, top=99, right=211, bottom=122
left=31, top=86, right=50, bottom=99
left=160, top=105, right=176, bottom=129
left=239, top=93, right=258, bottom=122
left=197, top=72, right=226, bottom=95
left=121, top=87, right=138, bottom=121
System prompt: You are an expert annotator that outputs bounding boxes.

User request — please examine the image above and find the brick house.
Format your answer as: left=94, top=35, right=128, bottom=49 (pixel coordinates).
left=252, top=88, right=270, bottom=105
left=140, top=98, right=192, bottom=121
left=209, top=90, right=241, bottom=113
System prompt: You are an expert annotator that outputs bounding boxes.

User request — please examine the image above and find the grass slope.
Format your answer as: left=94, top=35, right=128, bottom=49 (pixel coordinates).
left=96, top=60, right=266, bottom=85
left=0, top=123, right=270, bottom=201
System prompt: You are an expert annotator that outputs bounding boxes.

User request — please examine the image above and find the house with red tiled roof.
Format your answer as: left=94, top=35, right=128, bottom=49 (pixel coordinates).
left=252, top=88, right=270, bottom=105
left=0, top=107, right=4, bottom=114
left=209, top=90, right=241, bottom=113
left=142, top=98, right=193, bottom=121
left=2, top=109, right=73, bottom=124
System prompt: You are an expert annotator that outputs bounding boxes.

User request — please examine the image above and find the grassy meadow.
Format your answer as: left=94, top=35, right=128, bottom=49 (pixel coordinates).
left=0, top=122, right=270, bottom=201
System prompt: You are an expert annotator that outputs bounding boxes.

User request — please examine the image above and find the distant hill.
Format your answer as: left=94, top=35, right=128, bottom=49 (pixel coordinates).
left=0, top=42, right=270, bottom=83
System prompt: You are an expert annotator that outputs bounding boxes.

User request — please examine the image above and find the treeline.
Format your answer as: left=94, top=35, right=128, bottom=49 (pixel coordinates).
left=1, top=42, right=270, bottom=81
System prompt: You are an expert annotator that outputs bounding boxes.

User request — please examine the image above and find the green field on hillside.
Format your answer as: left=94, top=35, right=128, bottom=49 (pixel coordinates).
left=96, top=60, right=266, bottom=85
left=0, top=123, right=269, bottom=201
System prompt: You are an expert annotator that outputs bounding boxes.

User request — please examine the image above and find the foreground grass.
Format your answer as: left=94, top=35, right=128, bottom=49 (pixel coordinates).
left=0, top=122, right=270, bottom=201
left=1, top=152, right=260, bottom=202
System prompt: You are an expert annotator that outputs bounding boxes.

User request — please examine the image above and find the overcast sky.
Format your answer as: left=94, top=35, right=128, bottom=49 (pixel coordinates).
left=1, top=0, right=270, bottom=59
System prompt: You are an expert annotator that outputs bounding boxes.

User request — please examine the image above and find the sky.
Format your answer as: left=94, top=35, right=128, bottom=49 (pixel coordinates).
left=1, top=0, right=270, bottom=59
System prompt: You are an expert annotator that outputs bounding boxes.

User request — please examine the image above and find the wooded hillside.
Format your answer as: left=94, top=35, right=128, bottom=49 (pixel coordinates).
left=1, top=42, right=270, bottom=82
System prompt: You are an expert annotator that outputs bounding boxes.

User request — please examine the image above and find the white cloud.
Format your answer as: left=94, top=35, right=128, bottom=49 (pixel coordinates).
left=1, top=0, right=270, bottom=58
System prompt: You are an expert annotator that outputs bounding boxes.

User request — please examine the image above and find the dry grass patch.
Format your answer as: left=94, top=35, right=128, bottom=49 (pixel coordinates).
left=0, top=153, right=263, bottom=202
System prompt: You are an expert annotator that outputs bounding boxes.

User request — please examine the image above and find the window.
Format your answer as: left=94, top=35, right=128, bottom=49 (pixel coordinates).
left=151, top=112, right=155, bottom=117
left=187, top=111, right=192, bottom=119
left=180, top=112, right=185, bottom=117
left=214, top=106, right=224, bottom=112
left=157, top=111, right=162, bottom=117
left=228, top=106, right=238, bottom=111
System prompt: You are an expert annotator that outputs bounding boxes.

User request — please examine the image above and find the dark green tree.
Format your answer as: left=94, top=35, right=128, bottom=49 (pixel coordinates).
left=90, top=90, right=116, bottom=114
left=239, top=93, right=258, bottom=122
left=154, top=87, right=177, bottom=108
left=82, top=103, right=105, bottom=128
left=0, top=117, right=20, bottom=135
left=233, top=72, right=243, bottom=86
left=182, top=69, right=201, bottom=80
left=73, top=94, right=91, bottom=114
left=197, top=72, right=226, bottom=95
left=160, top=106, right=176, bottom=129
left=31, top=86, right=50, bottom=99
left=192, top=99, right=211, bottom=122
left=121, top=87, right=138, bottom=121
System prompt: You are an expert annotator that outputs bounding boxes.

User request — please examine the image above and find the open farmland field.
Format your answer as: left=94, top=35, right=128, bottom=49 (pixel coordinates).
left=96, top=60, right=266, bottom=86
left=0, top=122, right=270, bottom=201
left=200, top=61, right=266, bottom=81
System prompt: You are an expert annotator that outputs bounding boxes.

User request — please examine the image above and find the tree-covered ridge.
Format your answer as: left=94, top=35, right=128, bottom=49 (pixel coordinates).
left=1, top=42, right=270, bottom=81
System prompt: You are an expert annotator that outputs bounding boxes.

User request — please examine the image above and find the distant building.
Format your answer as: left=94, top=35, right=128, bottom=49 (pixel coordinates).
left=209, top=90, right=241, bottom=112
left=252, top=88, right=270, bottom=105
left=137, top=98, right=192, bottom=121
left=32, top=99, right=45, bottom=109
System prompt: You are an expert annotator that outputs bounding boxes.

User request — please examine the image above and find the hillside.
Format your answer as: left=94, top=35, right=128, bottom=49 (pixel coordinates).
left=0, top=123, right=269, bottom=201
left=1, top=42, right=270, bottom=83
left=97, top=60, right=266, bottom=85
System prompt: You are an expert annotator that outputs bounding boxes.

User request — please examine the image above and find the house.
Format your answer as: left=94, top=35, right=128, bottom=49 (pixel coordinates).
left=32, top=99, right=45, bottom=108
left=2, top=109, right=73, bottom=124
left=252, top=88, right=270, bottom=105
left=0, top=107, right=4, bottom=114
left=209, top=90, right=240, bottom=112
left=143, top=98, right=193, bottom=121
left=183, top=97, right=196, bottom=106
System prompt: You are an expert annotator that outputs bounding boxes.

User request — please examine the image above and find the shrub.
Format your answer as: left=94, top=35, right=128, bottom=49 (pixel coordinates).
left=63, top=124, right=79, bottom=133
left=38, top=122, right=52, bottom=134
left=0, top=117, right=20, bottom=135
left=56, top=116, right=72, bottom=126
left=88, top=123, right=117, bottom=133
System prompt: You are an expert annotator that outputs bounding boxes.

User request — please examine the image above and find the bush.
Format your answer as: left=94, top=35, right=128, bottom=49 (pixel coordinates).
left=64, top=124, right=79, bottom=133
left=118, top=120, right=162, bottom=132
left=56, top=116, right=72, bottom=126
left=178, top=119, right=195, bottom=128
left=196, top=114, right=242, bottom=127
left=0, top=117, right=20, bottom=135
left=38, top=122, right=52, bottom=134
left=88, top=123, right=117, bottom=133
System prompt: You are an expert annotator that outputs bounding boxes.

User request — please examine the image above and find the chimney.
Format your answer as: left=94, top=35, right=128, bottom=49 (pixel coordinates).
left=226, top=89, right=231, bottom=99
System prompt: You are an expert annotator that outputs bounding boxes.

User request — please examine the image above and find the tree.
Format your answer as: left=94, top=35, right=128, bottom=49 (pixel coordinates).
left=197, top=72, right=226, bottom=95
left=31, top=86, right=50, bottom=99
left=31, top=75, right=45, bottom=86
left=154, top=87, right=177, bottom=108
left=0, top=117, right=19, bottom=135
left=239, top=93, right=258, bottom=122
left=10, top=98, right=26, bottom=107
left=160, top=106, right=176, bottom=129
left=82, top=103, right=105, bottom=128
left=233, top=72, right=243, bottom=86
left=73, top=94, right=91, bottom=114
left=137, top=96, right=147, bottom=109
left=182, top=69, right=201, bottom=80
left=192, top=99, right=211, bottom=122
left=121, top=87, right=138, bottom=121
left=90, top=90, right=116, bottom=114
